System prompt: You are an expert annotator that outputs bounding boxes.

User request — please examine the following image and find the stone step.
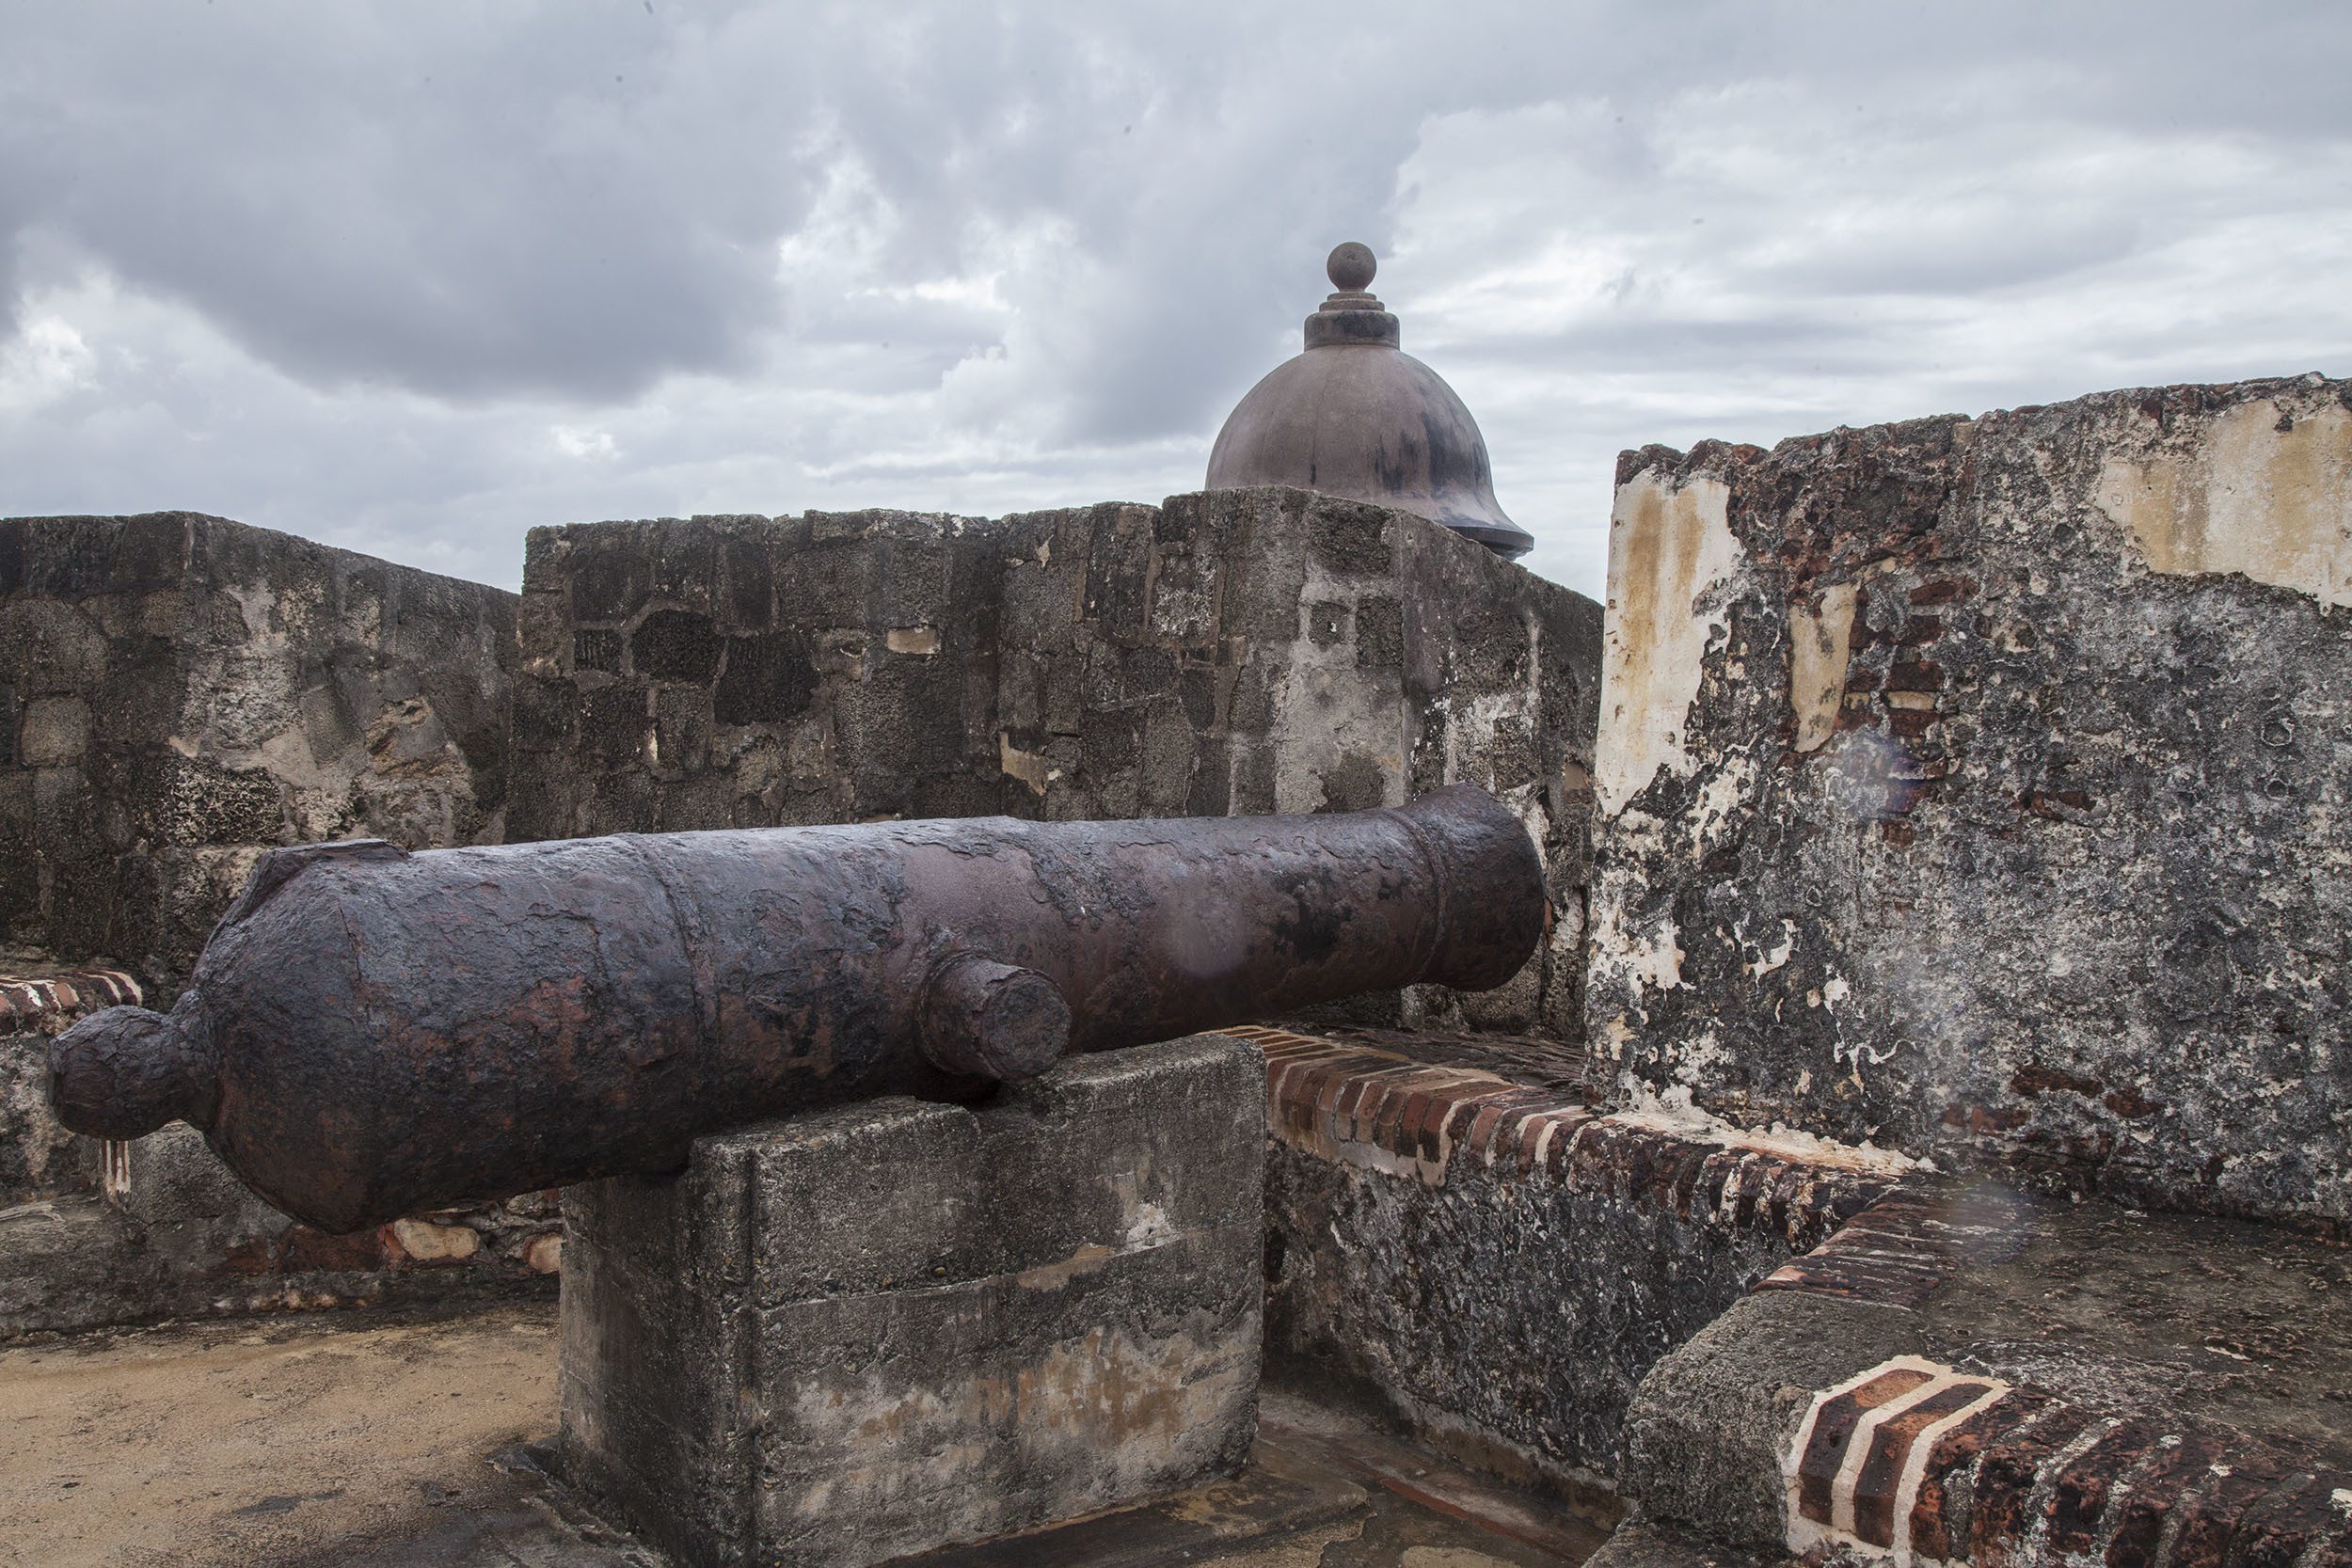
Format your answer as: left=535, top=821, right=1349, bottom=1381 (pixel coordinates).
left=1621, top=1185, right=2352, bottom=1568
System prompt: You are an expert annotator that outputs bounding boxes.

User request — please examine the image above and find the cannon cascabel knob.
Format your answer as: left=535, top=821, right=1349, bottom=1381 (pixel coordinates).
left=49, top=990, right=218, bottom=1141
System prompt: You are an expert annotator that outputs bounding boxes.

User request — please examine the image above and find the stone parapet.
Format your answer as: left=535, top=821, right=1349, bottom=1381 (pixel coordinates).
left=0, top=966, right=141, bottom=1205
left=0, top=512, right=516, bottom=1005
left=0, top=1125, right=562, bottom=1341
left=508, top=491, right=1601, bottom=1042
left=0, top=957, right=561, bottom=1340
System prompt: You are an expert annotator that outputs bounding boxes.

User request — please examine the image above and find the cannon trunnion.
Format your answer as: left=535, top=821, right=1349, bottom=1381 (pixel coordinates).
left=49, top=785, right=1545, bottom=1232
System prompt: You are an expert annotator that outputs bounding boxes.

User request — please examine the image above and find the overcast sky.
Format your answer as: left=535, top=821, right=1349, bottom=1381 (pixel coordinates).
left=3, top=2, right=2347, bottom=600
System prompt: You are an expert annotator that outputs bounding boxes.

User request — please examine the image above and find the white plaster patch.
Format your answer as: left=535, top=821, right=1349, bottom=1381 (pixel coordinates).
left=1687, top=751, right=1757, bottom=854
left=1596, top=471, right=1744, bottom=816
left=884, top=626, right=940, bottom=655
left=997, top=733, right=1050, bottom=795
left=1264, top=556, right=1411, bottom=815
left=1746, top=917, right=1799, bottom=978
left=1611, top=1079, right=1930, bottom=1178
left=1789, top=580, right=1859, bottom=753
left=1618, top=911, right=1684, bottom=993
left=2097, top=399, right=2351, bottom=608
left=1667, top=1029, right=1732, bottom=1088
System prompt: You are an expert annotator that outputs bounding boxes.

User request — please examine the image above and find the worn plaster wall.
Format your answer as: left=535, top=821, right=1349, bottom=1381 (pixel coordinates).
left=1587, top=373, right=2352, bottom=1227
left=0, top=513, right=515, bottom=1001
left=509, top=488, right=1602, bottom=1039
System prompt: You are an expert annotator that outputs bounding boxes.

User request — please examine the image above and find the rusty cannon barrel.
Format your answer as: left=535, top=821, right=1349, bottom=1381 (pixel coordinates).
left=49, top=784, right=1543, bottom=1232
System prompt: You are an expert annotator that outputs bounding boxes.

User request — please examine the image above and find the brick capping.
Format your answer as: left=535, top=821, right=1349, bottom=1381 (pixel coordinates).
left=0, top=970, right=141, bottom=1035
left=1784, top=1354, right=2352, bottom=1568
left=1751, top=1186, right=2036, bottom=1307
left=1223, top=1025, right=1893, bottom=1250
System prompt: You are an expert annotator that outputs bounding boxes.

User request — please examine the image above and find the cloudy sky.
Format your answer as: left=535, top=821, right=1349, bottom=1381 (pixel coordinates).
left=3, top=2, right=2347, bottom=599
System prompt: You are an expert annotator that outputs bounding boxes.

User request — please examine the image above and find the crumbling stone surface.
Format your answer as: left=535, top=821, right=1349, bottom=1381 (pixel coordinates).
left=0, top=515, right=536, bottom=1337
left=1246, top=1026, right=1899, bottom=1494
left=0, top=958, right=562, bottom=1339
left=510, top=491, right=1600, bottom=1039
left=1588, top=373, right=2352, bottom=1227
left=1582, top=1519, right=1778, bottom=1568
left=0, top=960, right=556, bottom=1342
left=557, top=1034, right=1264, bottom=1568
left=0, top=513, right=516, bottom=1003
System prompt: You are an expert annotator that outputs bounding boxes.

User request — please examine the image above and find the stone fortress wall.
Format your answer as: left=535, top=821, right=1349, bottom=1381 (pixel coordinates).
left=0, top=514, right=548, bottom=1334
left=1590, top=372, right=2352, bottom=1229
left=2, top=372, right=2347, bottom=1544
left=508, top=490, right=1599, bottom=1037
left=0, top=492, right=1598, bottom=1338
left=1, top=513, right=514, bottom=1000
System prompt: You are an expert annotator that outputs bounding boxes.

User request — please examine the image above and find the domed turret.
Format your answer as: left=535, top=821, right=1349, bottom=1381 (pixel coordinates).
left=1206, top=244, right=1533, bottom=560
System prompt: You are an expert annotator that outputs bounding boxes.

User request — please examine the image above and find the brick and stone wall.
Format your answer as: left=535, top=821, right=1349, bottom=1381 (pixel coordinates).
left=1587, top=374, right=2352, bottom=1229
left=0, top=958, right=564, bottom=1338
left=1240, top=1025, right=1905, bottom=1495
left=509, top=488, right=1603, bottom=1039
left=1623, top=1180, right=2352, bottom=1568
left=0, top=513, right=516, bottom=1003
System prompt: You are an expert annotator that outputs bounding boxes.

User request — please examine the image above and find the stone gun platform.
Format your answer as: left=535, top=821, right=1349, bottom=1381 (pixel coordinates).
left=557, top=1033, right=1267, bottom=1568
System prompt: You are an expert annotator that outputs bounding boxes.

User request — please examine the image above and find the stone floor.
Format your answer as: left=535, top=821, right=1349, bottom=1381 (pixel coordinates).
left=0, top=1301, right=1610, bottom=1568
left=1912, top=1194, right=2352, bottom=1467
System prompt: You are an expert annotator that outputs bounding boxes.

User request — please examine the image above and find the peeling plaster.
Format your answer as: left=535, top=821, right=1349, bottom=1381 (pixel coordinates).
left=2099, top=399, right=2351, bottom=608
left=1788, top=581, right=1858, bottom=753
left=1597, top=473, right=1743, bottom=816
left=998, top=733, right=1051, bottom=795
left=1612, top=1080, right=1929, bottom=1179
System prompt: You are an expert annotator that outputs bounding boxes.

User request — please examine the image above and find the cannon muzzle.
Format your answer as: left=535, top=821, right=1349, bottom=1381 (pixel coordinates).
left=51, top=785, right=1544, bottom=1231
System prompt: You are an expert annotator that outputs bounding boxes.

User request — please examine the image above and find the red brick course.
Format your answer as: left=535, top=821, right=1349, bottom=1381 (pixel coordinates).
left=1756, top=1185, right=2032, bottom=1307
left=1780, top=1321, right=2352, bottom=1568
left=1766, top=1179, right=2352, bottom=1568
left=0, top=969, right=141, bottom=1034
left=1226, top=1025, right=1892, bottom=1248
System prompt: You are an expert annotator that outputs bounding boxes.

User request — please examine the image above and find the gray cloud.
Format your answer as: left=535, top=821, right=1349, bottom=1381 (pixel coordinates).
left=1, top=0, right=2347, bottom=600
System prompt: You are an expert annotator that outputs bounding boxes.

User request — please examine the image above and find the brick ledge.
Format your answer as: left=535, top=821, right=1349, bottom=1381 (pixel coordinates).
left=1222, top=1025, right=1894, bottom=1251
left=0, top=971, right=142, bottom=1035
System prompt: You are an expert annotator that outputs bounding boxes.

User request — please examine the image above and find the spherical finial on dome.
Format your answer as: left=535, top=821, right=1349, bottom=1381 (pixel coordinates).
left=1327, top=242, right=1376, bottom=293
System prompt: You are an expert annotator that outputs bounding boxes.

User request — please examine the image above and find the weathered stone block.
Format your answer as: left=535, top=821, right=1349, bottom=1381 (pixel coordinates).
left=1251, top=1026, right=1899, bottom=1493
left=17, top=696, right=89, bottom=767
left=558, top=1034, right=1264, bottom=1568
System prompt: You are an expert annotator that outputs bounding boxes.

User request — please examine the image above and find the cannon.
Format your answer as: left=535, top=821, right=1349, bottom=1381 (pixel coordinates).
left=48, top=785, right=1545, bottom=1232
